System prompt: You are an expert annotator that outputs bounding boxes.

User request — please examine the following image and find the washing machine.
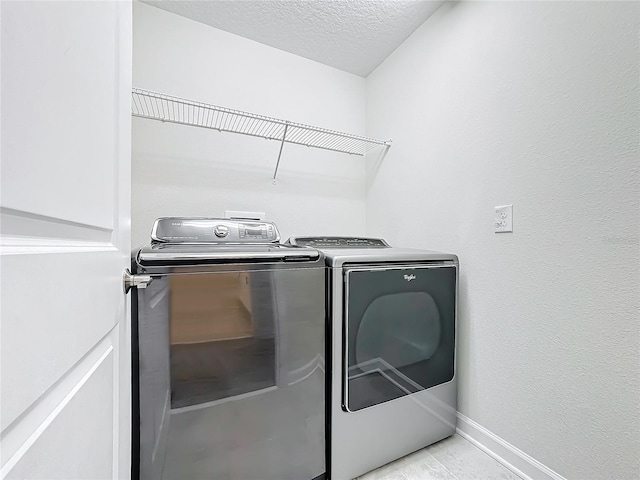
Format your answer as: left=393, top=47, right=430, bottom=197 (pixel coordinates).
left=131, top=218, right=327, bottom=480
left=287, top=237, right=458, bottom=480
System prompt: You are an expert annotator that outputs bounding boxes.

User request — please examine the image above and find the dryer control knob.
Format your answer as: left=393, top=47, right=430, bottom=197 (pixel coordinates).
left=214, top=225, right=229, bottom=238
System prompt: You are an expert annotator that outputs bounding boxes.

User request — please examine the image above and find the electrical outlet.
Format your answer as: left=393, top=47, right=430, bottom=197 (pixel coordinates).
left=494, top=205, right=513, bottom=233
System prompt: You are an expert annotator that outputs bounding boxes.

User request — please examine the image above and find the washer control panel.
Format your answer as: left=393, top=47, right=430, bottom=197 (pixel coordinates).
left=288, top=236, right=390, bottom=248
left=151, top=218, right=279, bottom=243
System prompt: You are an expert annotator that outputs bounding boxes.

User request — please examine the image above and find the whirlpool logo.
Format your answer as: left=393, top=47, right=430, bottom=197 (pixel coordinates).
left=403, top=274, right=416, bottom=282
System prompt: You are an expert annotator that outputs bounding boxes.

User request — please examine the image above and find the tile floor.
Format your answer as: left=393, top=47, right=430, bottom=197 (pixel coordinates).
left=356, top=434, right=523, bottom=480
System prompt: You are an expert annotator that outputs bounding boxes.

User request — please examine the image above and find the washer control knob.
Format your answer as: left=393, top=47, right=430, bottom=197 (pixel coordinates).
left=214, top=225, right=229, bottom=238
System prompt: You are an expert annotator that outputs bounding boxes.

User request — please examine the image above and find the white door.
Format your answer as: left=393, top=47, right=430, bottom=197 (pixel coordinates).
left=0, top=2, right=132, bottom=479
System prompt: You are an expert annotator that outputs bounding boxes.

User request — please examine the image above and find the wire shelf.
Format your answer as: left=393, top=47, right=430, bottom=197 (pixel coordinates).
left=132, top=88, right=391, bottom=160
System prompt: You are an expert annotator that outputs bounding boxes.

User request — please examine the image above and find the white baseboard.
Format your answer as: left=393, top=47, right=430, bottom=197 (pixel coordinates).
left=456, top=413, right=566, bottom=480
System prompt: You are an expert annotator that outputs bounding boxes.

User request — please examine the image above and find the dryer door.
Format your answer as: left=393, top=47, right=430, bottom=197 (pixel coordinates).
left=343, top=264, right=456, bottom=412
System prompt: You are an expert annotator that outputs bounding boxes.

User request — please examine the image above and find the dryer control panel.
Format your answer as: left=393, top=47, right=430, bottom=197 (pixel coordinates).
left=288, top=236, right=389, bottom=248
left=151, top=217, right=279, bottom=243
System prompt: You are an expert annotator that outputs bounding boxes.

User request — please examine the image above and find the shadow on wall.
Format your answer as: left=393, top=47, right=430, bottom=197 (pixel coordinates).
left=365, top=146, right=392, bottom=192
left=133, top=150, right=365, bottom=200
left=132, top=118, right=367, bottom=200
left=453, top=268, right=471, bottom=413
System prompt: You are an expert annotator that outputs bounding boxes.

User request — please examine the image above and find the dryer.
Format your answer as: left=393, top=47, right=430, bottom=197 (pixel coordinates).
left=287, top=237, right=458, bottom=480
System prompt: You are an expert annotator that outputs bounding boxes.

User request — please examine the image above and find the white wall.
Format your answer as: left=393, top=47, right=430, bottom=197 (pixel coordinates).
left=366, top=2, right=639, bottom=478
left=132, top=2, right=367, bottom=247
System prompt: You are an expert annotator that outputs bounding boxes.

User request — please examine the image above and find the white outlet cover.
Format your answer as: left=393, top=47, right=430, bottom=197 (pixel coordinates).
left=225, top=210, right=266, bottom=221
left=494, top=205, right=513, bottom=233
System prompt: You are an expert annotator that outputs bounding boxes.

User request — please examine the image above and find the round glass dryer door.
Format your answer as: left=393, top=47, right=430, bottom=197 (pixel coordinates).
left=344, top=264, right=456, bottom=412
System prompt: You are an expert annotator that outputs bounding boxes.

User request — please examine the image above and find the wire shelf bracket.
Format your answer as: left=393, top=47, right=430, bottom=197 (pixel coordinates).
left=131, top=88, right=392, bottom=183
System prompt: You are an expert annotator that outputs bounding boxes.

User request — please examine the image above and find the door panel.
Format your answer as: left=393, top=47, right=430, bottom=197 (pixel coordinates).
left=4, top=347, right=115, bottom=480
left=1, top=1, right=118, bottom=228
left=344, top=265, right=456, bottom=412
left=0, top=1, right=132, bottom=479
left=0, top=251, right=122, bottom=430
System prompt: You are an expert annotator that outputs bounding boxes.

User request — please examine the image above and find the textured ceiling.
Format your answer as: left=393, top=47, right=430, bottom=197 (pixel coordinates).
left=141, top=0, right=445, bottom=77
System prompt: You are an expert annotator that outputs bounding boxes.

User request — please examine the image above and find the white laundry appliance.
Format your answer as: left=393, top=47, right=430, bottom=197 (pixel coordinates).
left=288, top=236, right=458, bottom=480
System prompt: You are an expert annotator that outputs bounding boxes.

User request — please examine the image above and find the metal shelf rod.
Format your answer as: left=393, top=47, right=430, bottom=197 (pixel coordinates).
left=273, top=122, right=290, bottom=184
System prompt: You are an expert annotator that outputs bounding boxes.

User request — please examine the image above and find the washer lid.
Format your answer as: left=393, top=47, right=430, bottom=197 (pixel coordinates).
left=136, top=243, right=320, bottom=266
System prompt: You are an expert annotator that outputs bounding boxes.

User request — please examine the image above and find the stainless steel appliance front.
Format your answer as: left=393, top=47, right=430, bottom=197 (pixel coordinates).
left=132, top=219, right=325, bottom=480
left=288, top=237, right=458, bottom=480
left=330, top=259, right=457, bottom=480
